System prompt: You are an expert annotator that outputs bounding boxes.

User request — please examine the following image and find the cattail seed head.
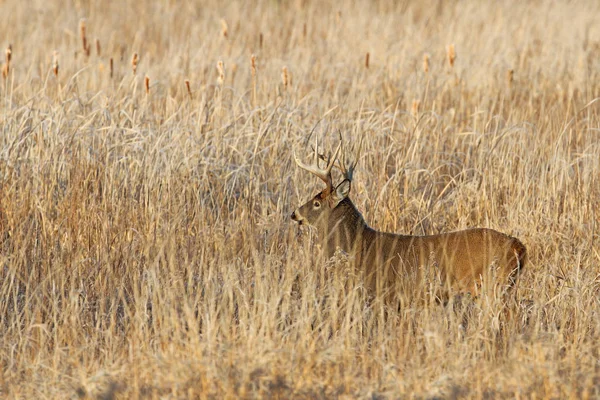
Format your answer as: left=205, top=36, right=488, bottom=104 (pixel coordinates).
left=259, top=32, right=263, bottom=49
left=80, top=19, right=90, bottom=57
left=221, top=19, right=228, bottom=38
left=250, top=55, right=257, bottom=106
left=365, top=52, right=370, bottom=69
left=2, top=45, right=10, bottom=79
left=95, top=39, right=101, bottom=56
left=131, top=53, right=138, bottom=75
left=185, top=79, right=191, bottom=98
left=109, top=57, right=114, bottom=79
left=144, top=75, right=150, bottom=94
left=506, top=69, right=514, bottom=86
left=281, top=66, right=289, bottom=90
left=411, top=99, right=420, bottom=117
left=250, top=54, right=256, bottom=78
left=52, top=51, right=59, bottom=77
left=423, top=53, right=430, bottom=73
left=217, top=60, right=225, bottom=85
left=447, top=44, right=456, bottom=68
left=80, top=19, right=87, bottom=48
left=230, top=63, right=238, bottom=83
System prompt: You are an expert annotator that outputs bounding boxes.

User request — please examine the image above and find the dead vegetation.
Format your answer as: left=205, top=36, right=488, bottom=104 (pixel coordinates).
left=0, top=0, right=599, bottom=398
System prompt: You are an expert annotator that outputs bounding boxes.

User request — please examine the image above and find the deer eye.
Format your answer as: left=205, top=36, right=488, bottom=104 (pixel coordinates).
left=313, top=200, right=321, bottom=208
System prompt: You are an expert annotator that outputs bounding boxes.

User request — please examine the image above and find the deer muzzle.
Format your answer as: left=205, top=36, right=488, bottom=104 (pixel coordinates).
left=291, top=210, right=304, bottom=225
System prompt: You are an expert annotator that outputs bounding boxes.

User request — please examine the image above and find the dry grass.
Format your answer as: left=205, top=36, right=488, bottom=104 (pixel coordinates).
left=1, top=0, right=599, bottom=398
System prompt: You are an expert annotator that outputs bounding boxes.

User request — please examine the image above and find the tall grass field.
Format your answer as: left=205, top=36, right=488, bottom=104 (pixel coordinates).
left=1, top=0, right=599, bottom=398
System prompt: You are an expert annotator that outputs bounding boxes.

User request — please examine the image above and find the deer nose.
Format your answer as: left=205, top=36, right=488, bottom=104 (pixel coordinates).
left=291, top=211, right=297, bottom=220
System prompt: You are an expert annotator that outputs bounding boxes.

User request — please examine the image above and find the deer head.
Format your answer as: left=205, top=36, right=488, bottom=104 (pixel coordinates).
left=290, top=136, right=361, bottom=230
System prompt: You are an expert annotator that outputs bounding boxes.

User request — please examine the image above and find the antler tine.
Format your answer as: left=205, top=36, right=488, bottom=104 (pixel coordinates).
left=333, top=134, right=362, bottom=182
left=294, top=140, right=342, bottom=191
left=346, top=136, right=363, bottom=181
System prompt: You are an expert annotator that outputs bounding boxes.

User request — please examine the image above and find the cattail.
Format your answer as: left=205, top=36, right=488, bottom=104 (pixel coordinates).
left=2, top=45, right=10, bottom=79
left=144, top=75, right=150, bottom=94
left=80, top=19, right=87, bottom=51
left=52, top=51, right=59, bottom=77
left=250, top=54, right=256, bottom=78
left=221, top=19, right=228, bottom=38
left=80, top=19, right=90, bottom=56
left=109, top=57, right=114, bottom=79
left=259, top=32, right=263, bottom=49
left=423, top=53, right=430, bottom=73
left=185, top=79, right=192, bottom=98
left=230, top=63, right=238, bottom=83
left=250, top=55, right=257, bottom=105
left=303, top=23, right=307, bottom=39
left=95, top=39, right=101, bottom=56
left=411, top=99, right=420, bottom=117
left=217, top=60, right=225, bottom=85
left=131, top=52, right=138, bottom=75
left=447, top=44, right=456, bottom=68
left=365, top=52, right=370, bottom=69
left=281, top=66, right=289, bottom=90
left=3, top=46, right=11, bottom=79
left=506, top=69, right=514, bottom=87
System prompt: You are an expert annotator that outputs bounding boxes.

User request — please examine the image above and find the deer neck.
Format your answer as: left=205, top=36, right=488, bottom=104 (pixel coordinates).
left=319, top=197, right=369, bottom=256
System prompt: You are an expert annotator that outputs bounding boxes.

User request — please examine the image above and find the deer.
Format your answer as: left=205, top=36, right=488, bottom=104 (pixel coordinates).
left=290, top=137, right=527, bottom=303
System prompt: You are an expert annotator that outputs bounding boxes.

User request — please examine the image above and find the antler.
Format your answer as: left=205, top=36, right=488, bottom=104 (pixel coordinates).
left=294, top=137, right=341, bottom=192
left=335, top=133, right=363, bottom=182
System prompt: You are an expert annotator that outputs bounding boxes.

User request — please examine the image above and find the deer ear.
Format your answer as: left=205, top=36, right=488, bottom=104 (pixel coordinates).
left=332, top=179, right=351, bottom=206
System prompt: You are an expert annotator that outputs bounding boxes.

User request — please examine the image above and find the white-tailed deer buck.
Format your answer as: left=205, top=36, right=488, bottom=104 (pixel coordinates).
left=291, top=137, right=526, bottom=301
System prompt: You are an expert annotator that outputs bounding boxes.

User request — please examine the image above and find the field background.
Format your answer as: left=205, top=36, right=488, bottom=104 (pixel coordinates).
left=1, top=0, right=599, bottom=398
